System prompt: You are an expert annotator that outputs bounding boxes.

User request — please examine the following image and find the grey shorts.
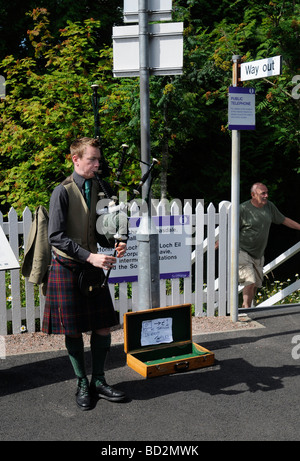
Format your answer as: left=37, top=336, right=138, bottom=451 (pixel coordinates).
left=239, top=250, right=264, bottom=287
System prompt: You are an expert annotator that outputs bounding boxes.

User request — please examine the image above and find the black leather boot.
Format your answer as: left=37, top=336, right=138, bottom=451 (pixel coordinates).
left=90, top=379, right=126, bottom=402
left=76, top=377, right=92, bottom=410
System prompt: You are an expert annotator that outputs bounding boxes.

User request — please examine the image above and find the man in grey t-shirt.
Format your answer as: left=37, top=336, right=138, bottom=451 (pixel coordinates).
left=239, top=183, right=300, bottom=308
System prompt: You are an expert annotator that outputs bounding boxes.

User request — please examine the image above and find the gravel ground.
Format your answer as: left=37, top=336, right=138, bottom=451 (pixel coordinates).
left=2, top=314, right=262, bottom=356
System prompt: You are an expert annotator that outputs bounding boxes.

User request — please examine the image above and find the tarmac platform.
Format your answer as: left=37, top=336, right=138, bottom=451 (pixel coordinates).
left=0, top=305, right=299, bottom=444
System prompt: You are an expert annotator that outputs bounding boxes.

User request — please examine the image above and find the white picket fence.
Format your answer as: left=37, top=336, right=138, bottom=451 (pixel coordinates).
left=0, top=201, right=231, bottom=334
left=1, top=201, right=299, bottom=335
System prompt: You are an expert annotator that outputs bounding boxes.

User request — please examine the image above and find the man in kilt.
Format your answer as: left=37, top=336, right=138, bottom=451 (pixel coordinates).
left=42, top=137, right=127, bottom=410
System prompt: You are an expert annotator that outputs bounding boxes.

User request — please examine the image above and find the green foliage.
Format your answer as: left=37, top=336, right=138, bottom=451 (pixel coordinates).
left=0, top=10, right=117, bottom=213
left=0, top=1, right=299, bottom=217
left=167, top=0, right=300, bottom=207
left=256, top=274, right=300, bottom=306
left=0, top=0, right=123, bottom=61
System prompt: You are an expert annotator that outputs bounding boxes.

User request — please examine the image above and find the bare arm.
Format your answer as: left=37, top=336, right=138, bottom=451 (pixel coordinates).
left=282, top=217, right=300, bottom=231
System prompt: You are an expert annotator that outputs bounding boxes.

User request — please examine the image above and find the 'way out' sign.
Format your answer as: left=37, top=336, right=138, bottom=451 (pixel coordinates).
left=240, top=55, right=282, bottom=81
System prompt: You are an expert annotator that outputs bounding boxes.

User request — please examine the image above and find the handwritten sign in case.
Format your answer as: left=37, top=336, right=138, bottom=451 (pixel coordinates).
left=141, top=317, right=173, bottom=347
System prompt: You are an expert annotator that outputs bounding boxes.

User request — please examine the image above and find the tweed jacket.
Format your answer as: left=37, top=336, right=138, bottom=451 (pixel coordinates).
left=22, top=205, right=51, bottom=293
left=51, top=174, right=99, bottom=261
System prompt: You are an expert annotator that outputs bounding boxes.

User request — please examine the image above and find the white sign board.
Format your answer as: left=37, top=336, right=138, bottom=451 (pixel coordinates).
left=113, top=22, right=183, bottom=77
left=228, top=87, right=255, bottom=130
left=240, top=55, right=282, bottom=81
left=98, top=215, right=190, bottom=283
left=0, top=226, right=20, bottom=270
left=124, top=0, right=172, bottom=23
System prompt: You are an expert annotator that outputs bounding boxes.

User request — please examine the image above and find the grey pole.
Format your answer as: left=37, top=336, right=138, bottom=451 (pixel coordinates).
left=137, top=0, right=160, bottom=310
left=230, top=55, right=241, bottom=322
left=139, top=0, right=151, bottom=192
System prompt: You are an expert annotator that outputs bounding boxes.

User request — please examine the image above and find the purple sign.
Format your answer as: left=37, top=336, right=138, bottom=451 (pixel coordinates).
left=98, top=215, right=191, bottom=284
left=228, top=87, right=255, bottom=130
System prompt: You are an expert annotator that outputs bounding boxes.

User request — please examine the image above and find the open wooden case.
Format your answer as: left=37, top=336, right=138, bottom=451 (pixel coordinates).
left=123, top=304, right=215, bottom=378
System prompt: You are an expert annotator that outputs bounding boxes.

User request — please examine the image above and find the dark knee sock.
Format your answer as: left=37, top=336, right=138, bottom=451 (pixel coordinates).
left=65, top=335, right=86, bottom=380
left=90, top=332, right=111, bottom=385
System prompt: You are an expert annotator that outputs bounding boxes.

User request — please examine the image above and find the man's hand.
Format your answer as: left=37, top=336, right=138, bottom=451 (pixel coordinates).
left=86, top=242, right=126, bottom=270
left=115, top=241, right=127, bottom=258
left=86, top=252, right=117, bottom=270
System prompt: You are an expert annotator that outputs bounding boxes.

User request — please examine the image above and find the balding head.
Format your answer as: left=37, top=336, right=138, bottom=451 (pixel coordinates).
left=250, top=183, right=268, bottom=208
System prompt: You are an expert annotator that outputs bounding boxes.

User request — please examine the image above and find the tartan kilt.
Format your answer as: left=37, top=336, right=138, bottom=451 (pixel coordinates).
left=42, top=254, right=118, bottom=335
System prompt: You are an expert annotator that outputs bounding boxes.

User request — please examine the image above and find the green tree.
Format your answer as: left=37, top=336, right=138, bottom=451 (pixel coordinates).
left=165, top=0, right=300, bottom=208
left=0, top=0, right=123, bottom=60
left=0, top=2, right=299, bottom=218
left=0, top=9, right=115, bottom=213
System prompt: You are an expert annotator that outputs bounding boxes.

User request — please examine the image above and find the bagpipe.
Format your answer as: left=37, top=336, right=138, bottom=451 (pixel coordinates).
left=91, top=84, right=160, bottom=287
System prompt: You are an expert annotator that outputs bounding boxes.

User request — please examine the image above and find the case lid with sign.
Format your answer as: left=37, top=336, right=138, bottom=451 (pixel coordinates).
left=124, top=304, right=192, bottom=354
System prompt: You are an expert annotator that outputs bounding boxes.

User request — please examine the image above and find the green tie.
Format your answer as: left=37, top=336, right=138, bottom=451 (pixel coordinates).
left=84, top=179, right=91, bottom=209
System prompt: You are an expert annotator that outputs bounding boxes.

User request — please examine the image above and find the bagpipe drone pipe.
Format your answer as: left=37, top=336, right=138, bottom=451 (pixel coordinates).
left=91, top=84, right=160, bottom=287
